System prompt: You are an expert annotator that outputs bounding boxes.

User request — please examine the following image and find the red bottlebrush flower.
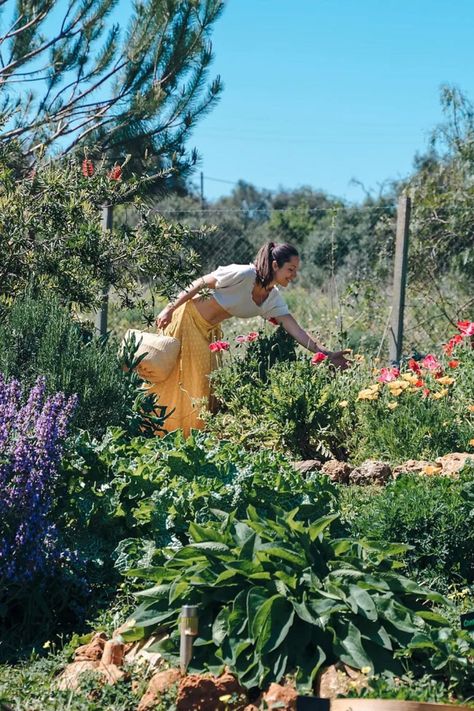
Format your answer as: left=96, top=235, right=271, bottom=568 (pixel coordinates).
left=267, top=317, right=279, bottom=326
left=311, top=352, right=328, bottom=364
left=457, top=320, right=474, bottom=336
left=209, top=340, right=230, bottom=352
left=377, top=366, right=400, bottom=383
left=246, top=331, right=259, bottom=342
left=448, top=360, right=460, bottom=369
left=82, top=159, right=94, bottom=177
left=109, top=164, right=122, bottom=181
left=408, top=358, right=421, bottom=374
left=421, top=354, right=441, bottom=371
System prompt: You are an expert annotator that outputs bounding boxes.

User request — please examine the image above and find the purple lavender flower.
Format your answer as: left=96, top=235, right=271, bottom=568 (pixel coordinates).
left=0, top=375, right=77, bottom=584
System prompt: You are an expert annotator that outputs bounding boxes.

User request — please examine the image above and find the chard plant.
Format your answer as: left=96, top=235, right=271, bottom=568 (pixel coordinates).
left=120, top=508, right=473, bottom=692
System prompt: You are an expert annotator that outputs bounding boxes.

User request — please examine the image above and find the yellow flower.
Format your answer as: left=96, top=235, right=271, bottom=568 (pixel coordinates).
left=339, top=400, right=349, bottom=408
left=387, top=402, right=398, bottom=410
left=357, top=388, right=379, bottom=401
left=361, top=666, right=372, bottom=675
left=43, top=640, right=51, bottom=649
left=401, top=373, right=419, bottom=384
left=421, top=464, right=442, bottom=475
left=387, top=379, right=409, bottom=390
left=219, top=695, right=232, bottom=703
left=436, top=376, right=455, bottom=386
left=432, top=388, right=449, bottom=399
left=390, top=389, right=403, bottom=397
left=354, top=354, right=365, bottom=362
left=468, top=405, right=474, bottom=413
left=469, top=439, right=474, bottom=447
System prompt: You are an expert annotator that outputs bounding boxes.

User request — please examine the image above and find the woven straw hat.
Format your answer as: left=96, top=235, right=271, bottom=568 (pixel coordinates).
left=122, top=329, right=180, bottom=383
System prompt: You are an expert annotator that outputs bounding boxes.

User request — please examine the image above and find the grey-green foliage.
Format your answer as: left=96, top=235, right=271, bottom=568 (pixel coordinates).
left=0, top=292, right=159, bottom=437
left=0, top=0, right=224, bottom=176
left=121, top=508, right=474, bottom=694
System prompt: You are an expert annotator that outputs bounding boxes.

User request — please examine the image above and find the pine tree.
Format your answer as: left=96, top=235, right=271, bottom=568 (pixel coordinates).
left=0, top=0, right=224, bottom=179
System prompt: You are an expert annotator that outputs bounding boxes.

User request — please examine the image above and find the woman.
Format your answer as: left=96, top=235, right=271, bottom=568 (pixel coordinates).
left=151, top=241, right=348, bottom=436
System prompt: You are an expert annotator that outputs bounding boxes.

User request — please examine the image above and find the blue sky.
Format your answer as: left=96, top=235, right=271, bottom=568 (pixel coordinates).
left=190, top=0, right=474, bottom=202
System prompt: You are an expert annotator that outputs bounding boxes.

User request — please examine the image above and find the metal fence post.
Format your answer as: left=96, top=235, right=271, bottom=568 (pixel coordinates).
left=388, top=195, right=411, bottom=363
left=95, top=204, right=113, bottom=336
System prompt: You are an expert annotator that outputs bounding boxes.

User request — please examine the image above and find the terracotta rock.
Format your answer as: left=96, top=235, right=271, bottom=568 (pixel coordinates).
left=315, top=662, right=369, bottom=698
left=102, top=639, right=125, bottom=666
left=243, top=706, right=259, bottom=711
left=176, top=671, right=245, bottom=710
left=262, top=682, right=297, bottom=710
left=393, top=459, right=435, bottom=477
left=56, top=661, right=124, bottom=691
left=138, top=668, right=182, bottom=711
left=293, top=460, right=322, bottom=475
left=436, top=452, right=474, bottom=476
left=123, top=633, right=166, bottom=669
left=321, top=460, right=352, bottom=484
left=350, top=460, right=392, bottom=485
left=74, top=632, right=107, bottom=661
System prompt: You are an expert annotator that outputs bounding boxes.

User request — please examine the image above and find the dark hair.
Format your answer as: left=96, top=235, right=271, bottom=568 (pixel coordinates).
left=254, top=242, right=299, bottom=288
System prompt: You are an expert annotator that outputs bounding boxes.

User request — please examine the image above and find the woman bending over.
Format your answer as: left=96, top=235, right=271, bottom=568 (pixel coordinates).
left=151, top=241, right=349, bottom=436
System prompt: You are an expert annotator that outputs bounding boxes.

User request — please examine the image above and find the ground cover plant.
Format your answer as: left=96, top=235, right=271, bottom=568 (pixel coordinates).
left=120, top=507, right=474, bottom=697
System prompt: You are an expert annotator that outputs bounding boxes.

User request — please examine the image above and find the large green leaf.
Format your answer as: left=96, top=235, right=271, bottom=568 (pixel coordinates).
left=254, top=595, right=295, bottom=653
left=348, top=584, right=378, bottom=621
left=337, top=621, right=373, bottom=671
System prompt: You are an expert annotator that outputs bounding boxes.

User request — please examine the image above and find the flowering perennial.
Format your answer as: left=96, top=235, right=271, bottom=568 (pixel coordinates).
left=0, top=375, right=77, bottom=583
left=209, top=340, right=230, bottom=352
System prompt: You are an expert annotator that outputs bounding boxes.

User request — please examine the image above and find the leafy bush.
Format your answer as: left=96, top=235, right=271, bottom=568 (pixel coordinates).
left=0, top=292, right=166, bottom=437
left=59, top=428, right=338, bottom=571
left=120, top=508, right=473, bottom=694
left=340, top=466, right=474, bottom=588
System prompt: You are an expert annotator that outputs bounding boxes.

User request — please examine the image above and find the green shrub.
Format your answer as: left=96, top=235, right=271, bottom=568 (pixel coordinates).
left=120, top=508, right=473, bottom=694
left=0, top=292, right=163, bottom=437
left=340, top=465, right=474, bottom=588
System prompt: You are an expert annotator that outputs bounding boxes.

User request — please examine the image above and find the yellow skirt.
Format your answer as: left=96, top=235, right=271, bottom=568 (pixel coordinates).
left=146, top=300, right=222, bottom=437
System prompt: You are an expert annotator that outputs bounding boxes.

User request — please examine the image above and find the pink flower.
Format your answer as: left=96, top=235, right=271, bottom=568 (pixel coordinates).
left=311, top=352, right=328, bottom=364
left=421, top=354, right=441, bottom=371
left=246, top=331, right=259, bottom=342
left=209, top=340, right=230, bottom=352
left=377, top=367, right=400, bottom=383
left=235, top=335, right=247, bottom=344
left=457, top=320, right=474, bottom=336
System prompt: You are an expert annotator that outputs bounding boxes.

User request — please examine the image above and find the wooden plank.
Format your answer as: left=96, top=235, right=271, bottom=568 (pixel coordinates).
left=388, top=195, right=411, bottom=363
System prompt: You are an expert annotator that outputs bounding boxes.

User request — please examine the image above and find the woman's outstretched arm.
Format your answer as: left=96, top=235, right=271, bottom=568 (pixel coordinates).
left=156, top=273, right=218, bottom=329
left=276, top=314, right=350, bottom=369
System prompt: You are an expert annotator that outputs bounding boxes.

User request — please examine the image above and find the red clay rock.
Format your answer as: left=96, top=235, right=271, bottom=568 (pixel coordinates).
left=176, top=671, right=245, bottom=710
left=321, top=460, right=352, bottom=484
left=101, top=638, right=125, bottom=666
left=393, top=459, right=435, bottom=477
left=74, top=632, right=107, bottom=661
left=262, top=682, right=297, bottom=710
left=56, top=660, right=124, bottom=690
left=138, top=668, right=182, bottom=711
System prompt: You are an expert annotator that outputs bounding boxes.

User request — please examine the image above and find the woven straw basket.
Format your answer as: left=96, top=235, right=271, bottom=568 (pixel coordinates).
left=122, top=329, right=180, bottom=383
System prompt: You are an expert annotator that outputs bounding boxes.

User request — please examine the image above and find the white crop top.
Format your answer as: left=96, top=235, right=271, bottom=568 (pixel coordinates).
left=211, top=263, right=290, bottom=319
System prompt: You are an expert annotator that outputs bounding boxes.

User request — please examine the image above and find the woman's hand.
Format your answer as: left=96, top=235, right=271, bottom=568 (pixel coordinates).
left=155, top=305, right=174, bottom=330
left=327, top=349, right=351, bottom=370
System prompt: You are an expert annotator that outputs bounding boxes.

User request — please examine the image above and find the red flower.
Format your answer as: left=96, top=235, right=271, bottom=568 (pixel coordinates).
left=421, top=354, right=441, bottom=371
left=408, top=358, right=421, bottom=374
left=82, top=159, right=94, bottom=177
left=377, top=366, right=400, bottom=383
left=109, top=164, right=122, bottom=181
left=267, top=317, right=279, bottom=326
left=448, top=360, right=460, bottom=369
left=311, top=352, right=327, bottom=364
left=246, top=331, right=259, bottom=342
left=209, top=340, right=230, bottom=352
left=443, top=334, right=463, bottom=355
left=422, top=388, right=430, bottom=398
left=414, top=379, right=424, bottom=388
left=457, top=320, right=474, bottom=337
